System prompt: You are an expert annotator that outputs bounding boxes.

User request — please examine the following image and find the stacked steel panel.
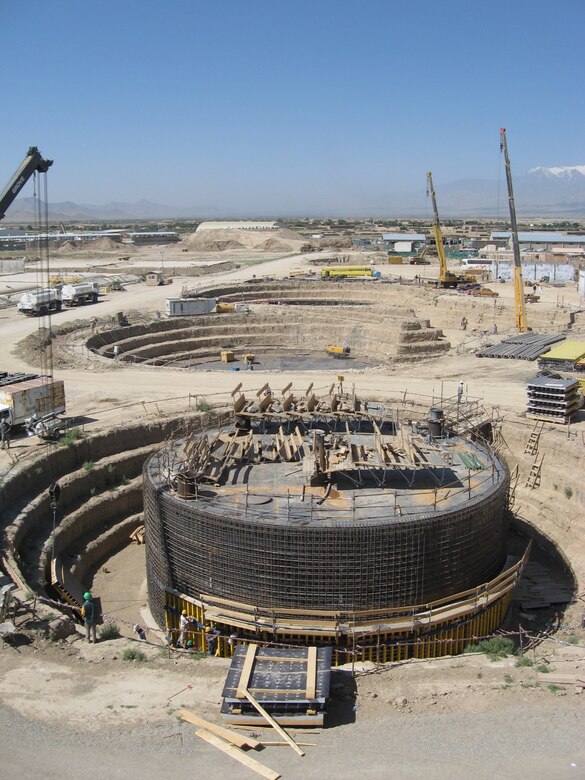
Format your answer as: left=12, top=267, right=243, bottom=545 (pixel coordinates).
left=476, top=333, right=564, bottom=361
left=526, top=376, right=581, bottom=424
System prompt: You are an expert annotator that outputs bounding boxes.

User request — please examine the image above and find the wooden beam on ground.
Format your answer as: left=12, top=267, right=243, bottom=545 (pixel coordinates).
left=243, top=689, right=305, bottom=757
left=305, top=646, right=317, bottom=699
left=194, top=728, right=281, bottom=780
left=179, top=709, right=261, bottom=750
left=236, top=643, right=259, bottom=699
left=260, top=742, right=317, bottom=747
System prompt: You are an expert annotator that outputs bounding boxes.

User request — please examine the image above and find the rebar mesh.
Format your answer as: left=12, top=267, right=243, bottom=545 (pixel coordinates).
left=144, top=437, right=509, bottom=628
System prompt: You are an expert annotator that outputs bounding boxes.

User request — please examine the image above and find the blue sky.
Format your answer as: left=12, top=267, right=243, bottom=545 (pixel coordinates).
left=2, top=0, right=583, bottom=215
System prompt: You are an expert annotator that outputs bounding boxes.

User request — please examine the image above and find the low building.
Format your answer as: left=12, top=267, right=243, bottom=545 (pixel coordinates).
left=196, top=221, right=281, bottom=231
left=381, top=232, right=426, bottom=253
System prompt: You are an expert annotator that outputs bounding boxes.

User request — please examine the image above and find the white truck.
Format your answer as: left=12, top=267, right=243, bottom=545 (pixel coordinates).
left=0, top=375, right=66, bottom=432
left=17, top=288, right=62, bottom=316
left=165, top=297, right=217, bottom=317
left=61, top=282, right=100, bottom=306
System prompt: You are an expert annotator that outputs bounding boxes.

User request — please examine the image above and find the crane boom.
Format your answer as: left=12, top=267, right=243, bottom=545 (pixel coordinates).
left=499, top=129, right=528, bottom=333
left=0, top=146, right=53, bottom=221
left=426, top=171, right=463, bottom=288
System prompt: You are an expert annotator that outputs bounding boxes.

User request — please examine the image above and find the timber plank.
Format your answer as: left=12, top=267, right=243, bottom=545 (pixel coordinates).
left=243, top=689, right=305, bottom=757
left=236, top=643, right=258, bottom=699
left=194, top=729, right=280, bottom=780
left=305, top=646, right=317, bottom=699
left=179, top=709, right=261, bottom=749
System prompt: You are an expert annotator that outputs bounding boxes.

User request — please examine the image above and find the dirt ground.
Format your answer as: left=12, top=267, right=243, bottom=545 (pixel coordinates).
left=1, top=244, right=584, bottom=779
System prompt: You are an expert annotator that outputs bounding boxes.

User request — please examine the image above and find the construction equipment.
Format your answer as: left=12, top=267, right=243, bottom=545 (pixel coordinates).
left=326, top=345, right=351, bottom=358
left=17, top=288, right=62, bottom=316
left=61, top=282, right=99, bottom=306
left=0, top=375, right=66, bottom=430
left=426, top=172, right=467, bottom=288
left=321, top=266, right=373, bottom=279
left=242, top=353, right=255, bottom=366
left=0, top=146, right=53, bottom=221
left=25, top=411, right=64, bottom=441
left=500, top=128, right=528, bottom=333
left=409, top=245, right=430, bottom=264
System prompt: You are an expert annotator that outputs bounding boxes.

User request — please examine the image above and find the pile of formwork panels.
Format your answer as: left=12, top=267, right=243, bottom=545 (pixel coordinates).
left=526, top=376, right=581, bottom=424
left=476, top=333, right=565, bottom=361
left=221, top=644, right=332, bottom=727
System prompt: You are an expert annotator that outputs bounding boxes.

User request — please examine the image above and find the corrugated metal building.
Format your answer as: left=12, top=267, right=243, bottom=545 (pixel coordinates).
left=491, top=231, right=585, bottom=248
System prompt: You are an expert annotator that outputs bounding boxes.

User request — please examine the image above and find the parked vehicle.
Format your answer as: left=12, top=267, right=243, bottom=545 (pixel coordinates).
left=61, top=282, right=99, bottom=306
left=0, top=375, right=66, bottom=430
left=17, top=288, right=61, bottom=316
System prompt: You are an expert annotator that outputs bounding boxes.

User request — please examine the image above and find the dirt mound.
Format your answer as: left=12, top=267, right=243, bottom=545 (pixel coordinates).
left=181, top=227, right=303, bottom=252
left=89, top=237, right=123, bottom=250
left=257, top=237, right=294, bottom=251
left=316, top=235, right=353, bottom=249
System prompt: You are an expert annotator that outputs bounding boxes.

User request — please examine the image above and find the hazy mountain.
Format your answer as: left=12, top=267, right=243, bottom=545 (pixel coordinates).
left=2, top=166, right=584, bottom=221
left=2, top=198, right=220, bottom=222
left=433, top=167, right=585, bottom=217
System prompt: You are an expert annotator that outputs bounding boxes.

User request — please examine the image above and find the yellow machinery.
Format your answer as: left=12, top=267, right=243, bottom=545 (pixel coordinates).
left=220, top=350, right=235, bottom=363
left=321, top=266, right=373, bottom=279
left=216, top=302, right=236, bottom=313
left=326, top=345, right=350, bottom=358
left=500, top=128, right=528, bottom=333
left=242, top=353, right=255, bottom=365
left=426, top=172, right=466, bottom=288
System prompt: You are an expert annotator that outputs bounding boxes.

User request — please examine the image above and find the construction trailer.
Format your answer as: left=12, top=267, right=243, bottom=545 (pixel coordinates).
left=165, top=297, right=216, bottom=317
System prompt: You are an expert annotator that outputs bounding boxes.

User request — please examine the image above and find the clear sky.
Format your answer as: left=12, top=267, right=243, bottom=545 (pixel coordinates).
left=2, top=0, right=583, bottom=215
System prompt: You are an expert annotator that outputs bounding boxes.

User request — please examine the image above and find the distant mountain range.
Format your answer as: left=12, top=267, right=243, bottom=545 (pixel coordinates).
left=2, top=166, right=584, bottom=221
left=432, top=166, right=585, bottom=217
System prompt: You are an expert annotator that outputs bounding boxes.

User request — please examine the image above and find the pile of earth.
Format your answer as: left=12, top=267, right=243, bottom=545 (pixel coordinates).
left=180, top=227, right=304, bottom=252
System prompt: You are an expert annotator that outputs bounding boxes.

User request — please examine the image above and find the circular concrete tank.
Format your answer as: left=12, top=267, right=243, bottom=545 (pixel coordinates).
left=143, top=397, right=510, bottom=636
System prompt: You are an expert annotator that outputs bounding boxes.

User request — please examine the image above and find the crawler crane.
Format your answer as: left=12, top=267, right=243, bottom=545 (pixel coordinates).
left=426, top=172, right=466, bottom=288
left=499, top=128, right=528, bottom=332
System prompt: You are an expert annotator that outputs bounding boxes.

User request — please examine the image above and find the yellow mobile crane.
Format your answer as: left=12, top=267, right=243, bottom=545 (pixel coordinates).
left=426, top=172, right=466, bottom=288
left=499, top=128, right=528, bottom=333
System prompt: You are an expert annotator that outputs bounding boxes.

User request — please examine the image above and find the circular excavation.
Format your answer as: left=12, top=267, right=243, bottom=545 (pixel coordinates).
left=85, top=279, right=451, bottom=370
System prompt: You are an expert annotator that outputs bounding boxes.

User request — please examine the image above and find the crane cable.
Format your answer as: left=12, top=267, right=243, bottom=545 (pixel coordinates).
left=32, top=168, right=60, bottom=544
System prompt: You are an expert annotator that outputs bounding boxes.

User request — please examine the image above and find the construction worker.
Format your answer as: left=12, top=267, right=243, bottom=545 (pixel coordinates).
left=0, top=419, right=10, bottom=450
left=82, top=592, right=97, bottom=643
left=179, top=609, right=190, bottom=648
left=205, top=626, right=219, bottom=656
left=457, top=381, right=464, bottom=404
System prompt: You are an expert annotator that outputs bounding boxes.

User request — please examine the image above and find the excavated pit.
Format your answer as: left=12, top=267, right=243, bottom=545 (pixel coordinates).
left=86, top=280, right=451, bottom=369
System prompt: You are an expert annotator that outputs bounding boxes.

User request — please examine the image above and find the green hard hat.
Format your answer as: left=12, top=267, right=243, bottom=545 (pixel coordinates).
left=83, top=592, right=91, bottom=600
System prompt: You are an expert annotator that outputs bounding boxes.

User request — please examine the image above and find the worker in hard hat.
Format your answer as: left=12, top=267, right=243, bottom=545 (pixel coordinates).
left=179, top=609, right=190, bottom=648
left=82, top=591, right=97, bottom=643
left=205, top=625, right=219, bottom=656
